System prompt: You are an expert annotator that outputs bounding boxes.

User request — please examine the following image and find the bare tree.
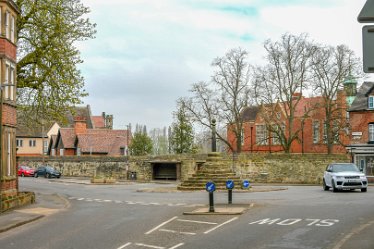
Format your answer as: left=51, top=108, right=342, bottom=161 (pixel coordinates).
left=310, top=44, right=361, bottom=154
left=254, top=33, right=316, bottom=153
left=181, top=48, right=253, bottom=154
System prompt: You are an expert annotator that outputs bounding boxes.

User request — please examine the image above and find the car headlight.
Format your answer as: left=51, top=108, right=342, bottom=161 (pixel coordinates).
left=360, top=176, right=367, bottom=180
left=334, top=176, right=344, bottom=179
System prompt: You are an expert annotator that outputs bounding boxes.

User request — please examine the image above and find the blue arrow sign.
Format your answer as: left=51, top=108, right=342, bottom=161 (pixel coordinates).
left=242, top=180, right=250, bottom=189
left=206, top=182, right=216, bottom=193
left=226, top=180, right=234, bottom=190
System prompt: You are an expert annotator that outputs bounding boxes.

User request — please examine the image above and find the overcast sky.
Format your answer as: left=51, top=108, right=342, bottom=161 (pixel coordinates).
left=78, top=0, right=368, bottom=130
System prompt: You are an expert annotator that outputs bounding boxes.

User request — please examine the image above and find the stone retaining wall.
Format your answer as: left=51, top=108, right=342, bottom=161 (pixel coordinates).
left=18, top=153, right=350, bottom=184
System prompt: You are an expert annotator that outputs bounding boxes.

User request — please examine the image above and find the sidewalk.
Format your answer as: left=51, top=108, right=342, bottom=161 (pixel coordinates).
left=0, top=193, right=68, bottom=233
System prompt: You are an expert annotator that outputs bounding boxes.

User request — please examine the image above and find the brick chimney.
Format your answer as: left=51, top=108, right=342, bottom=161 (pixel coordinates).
left=74, top=116, right=87, bottom=134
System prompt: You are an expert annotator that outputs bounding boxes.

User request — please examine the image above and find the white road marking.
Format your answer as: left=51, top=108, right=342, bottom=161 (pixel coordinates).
left=69, top=197, right=195, bottom=208
left=145, top=216, right=178, bottom=235
left=176, top=219, right=217, bottom=225
left=249, top=218, right=340, bottom=227
left=169, top=243, right=185, bottom=249
left=117, top=242, right=131, bottom=249
left=204, top=217, right=238, bottom=234
left=135, top=243, right=165, bottom=249
left=159, top=229, right=196, bottom=235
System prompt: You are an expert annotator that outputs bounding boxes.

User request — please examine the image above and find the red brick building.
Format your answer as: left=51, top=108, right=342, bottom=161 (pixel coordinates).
left=0, top=0, right=19, bottom=210
left=346, top=81, right=374, bottom=179
left=50, top=117, right=131, bottom=157
left=227, top=81, right=356, bottom=154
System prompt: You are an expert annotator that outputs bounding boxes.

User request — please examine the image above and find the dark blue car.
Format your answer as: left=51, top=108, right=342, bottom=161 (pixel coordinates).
left=34, top=166, right=61, bottom=178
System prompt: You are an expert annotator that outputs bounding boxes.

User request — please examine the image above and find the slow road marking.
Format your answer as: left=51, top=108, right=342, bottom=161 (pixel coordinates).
left=249, top=218, right=339, bottom=227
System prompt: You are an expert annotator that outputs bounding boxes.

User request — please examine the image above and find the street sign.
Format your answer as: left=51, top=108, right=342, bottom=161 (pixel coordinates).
left=358, top=0, right=374, bottom=23
left=226, top=180, right=234, bottom=190
left=206, top=181, right=216, bottom=193
left=242, top=180, right=250, bottom=189
left=363, top=25, right=374, bottom=73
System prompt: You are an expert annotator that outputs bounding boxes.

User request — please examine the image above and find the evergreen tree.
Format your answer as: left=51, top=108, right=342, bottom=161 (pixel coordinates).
left=171, top=102, right=195, bottom=154
left=129, top=131, right=153, bottom=156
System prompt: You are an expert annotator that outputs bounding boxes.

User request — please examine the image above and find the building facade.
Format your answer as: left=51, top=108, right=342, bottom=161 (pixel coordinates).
left=228, top=80, right=355, bottom=154
left=346, top=81, right=374, bottom=180
left=0, top=0, right=19, bottom=206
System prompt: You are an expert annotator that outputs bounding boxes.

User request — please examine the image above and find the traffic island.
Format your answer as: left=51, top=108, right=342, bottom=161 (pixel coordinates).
left=183, top=204, right=252, bottom=215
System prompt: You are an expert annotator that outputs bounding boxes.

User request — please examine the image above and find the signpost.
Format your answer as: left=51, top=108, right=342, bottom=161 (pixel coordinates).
left=242, top=180, right=250, bottom=189
left=206, top=181, right=216, bottom=212
left=358, top=0, right=374, bottom=73
left=226, top=180, right=234, bottom=204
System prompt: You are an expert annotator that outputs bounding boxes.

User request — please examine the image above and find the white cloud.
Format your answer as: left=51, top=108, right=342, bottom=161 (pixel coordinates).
left=79, top=0, right=369, bottom=130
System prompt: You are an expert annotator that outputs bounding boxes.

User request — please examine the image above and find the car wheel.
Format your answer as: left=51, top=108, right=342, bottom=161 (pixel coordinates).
left=332, top=180, right=338, bottom=192
left=323, top=179, right=329, bottom=191
left=361, top=188, right=367, bottom=192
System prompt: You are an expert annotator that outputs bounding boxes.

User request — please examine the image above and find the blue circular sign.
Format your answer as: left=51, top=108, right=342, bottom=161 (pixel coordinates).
left=226, top=180, right=234, bottom=190
left=242, top=180, right=250, bottom=189
left=206, top=181, right=216, bottom=193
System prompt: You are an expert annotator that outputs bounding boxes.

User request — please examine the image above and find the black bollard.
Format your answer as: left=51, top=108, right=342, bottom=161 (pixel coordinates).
left=228, top=189, right=232, bottom=204
left=209, top=192, right=215, bottom=212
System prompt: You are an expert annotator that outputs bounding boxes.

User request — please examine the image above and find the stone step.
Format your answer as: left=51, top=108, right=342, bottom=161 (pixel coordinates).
left=180, top=180, right=242, bottom=186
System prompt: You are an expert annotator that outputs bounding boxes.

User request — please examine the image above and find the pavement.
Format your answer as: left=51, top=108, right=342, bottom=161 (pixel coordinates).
left=0, top=192, right=69, bottom=233
left=0, top=178, right=373, bottom=249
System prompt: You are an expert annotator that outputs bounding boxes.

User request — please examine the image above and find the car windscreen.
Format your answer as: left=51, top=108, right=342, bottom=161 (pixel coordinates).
left=332, top=164, right=359, bottom=172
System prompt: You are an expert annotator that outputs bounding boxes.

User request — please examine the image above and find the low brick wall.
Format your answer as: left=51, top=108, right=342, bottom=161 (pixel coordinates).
left=1, top=191, right=35, bottom=212
left=17, top=153, right=350, bottom=185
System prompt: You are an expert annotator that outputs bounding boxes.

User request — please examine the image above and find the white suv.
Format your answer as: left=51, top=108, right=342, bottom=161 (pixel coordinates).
left=323, top=163, right=368, bottom=192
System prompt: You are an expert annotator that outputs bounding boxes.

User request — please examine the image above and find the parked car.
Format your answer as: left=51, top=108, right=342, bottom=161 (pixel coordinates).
left=34, top=166, right=61, bottom=178
left=323, top=163, right=368, bottom=192
left=18, top=166, right=35, bottom=177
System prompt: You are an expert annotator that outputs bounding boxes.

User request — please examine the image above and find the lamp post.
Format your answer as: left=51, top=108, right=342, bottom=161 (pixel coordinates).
left=211, top=119, right=216, bottom=152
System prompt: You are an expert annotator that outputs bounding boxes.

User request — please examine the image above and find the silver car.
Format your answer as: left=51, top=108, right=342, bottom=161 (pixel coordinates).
left=323, top=163, right=368, bottom=192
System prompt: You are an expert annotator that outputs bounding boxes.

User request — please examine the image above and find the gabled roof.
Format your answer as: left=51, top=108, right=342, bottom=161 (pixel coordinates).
left=76, top=130, right=129, bottom=155
left=241, top=106, right=259, bottom=121
left=59, top=128, right=76, bottom=149
left=349, top=82, right=374, bottom=112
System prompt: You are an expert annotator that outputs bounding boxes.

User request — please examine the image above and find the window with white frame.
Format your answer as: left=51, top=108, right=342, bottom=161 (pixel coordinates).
left=60, top=149, right=64, bottom=156
left=323, top=122, right=327, bottom=143
left=272, top=124, right=285, bottom=145
left=241, top=128, right=245, bottom=145
left=5, top=11, right=9, bottom=39
left=29, top=139, right=36, bottom=147
left=16, top=139, right=23, bottom=147
left=10, top=15, right=14, bottom=43
left=369, top=124, right=374, bottom=142
left=369, top=96, right=374, bottom=109
left=313, top=120, right=320, bottom=144
left=256, top=125, right=268, bottom=145
left=4, top=62, right=15, bottom=101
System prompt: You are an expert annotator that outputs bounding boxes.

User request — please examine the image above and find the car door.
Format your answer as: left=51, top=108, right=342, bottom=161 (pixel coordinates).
left=324, top=165, right=333, bottom=187
left=38, top=167, right=46, bottom=176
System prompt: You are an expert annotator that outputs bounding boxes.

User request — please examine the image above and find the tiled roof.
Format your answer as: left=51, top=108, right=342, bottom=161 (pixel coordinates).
left=76, top=130, right=129, bottom=155
left=349, top=82, right=374, bottom=112
left=59, top=128, right=76, bottom=149
left=241, top=106, right=259, bottom=121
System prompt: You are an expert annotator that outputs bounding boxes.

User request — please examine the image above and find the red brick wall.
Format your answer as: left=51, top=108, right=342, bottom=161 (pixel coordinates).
left=2, top=103, right=16, bottom=126
left=349, top=111, right=374, bottom=144
left=0, top=39, right=17, bottom=60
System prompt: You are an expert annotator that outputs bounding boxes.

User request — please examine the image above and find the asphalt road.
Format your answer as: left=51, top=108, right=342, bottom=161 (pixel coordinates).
left=0, top=177, right=373, bottom=249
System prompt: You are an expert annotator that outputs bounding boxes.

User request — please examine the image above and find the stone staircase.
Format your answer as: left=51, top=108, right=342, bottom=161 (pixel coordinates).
left=177, top=152, right=242, bottom=191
